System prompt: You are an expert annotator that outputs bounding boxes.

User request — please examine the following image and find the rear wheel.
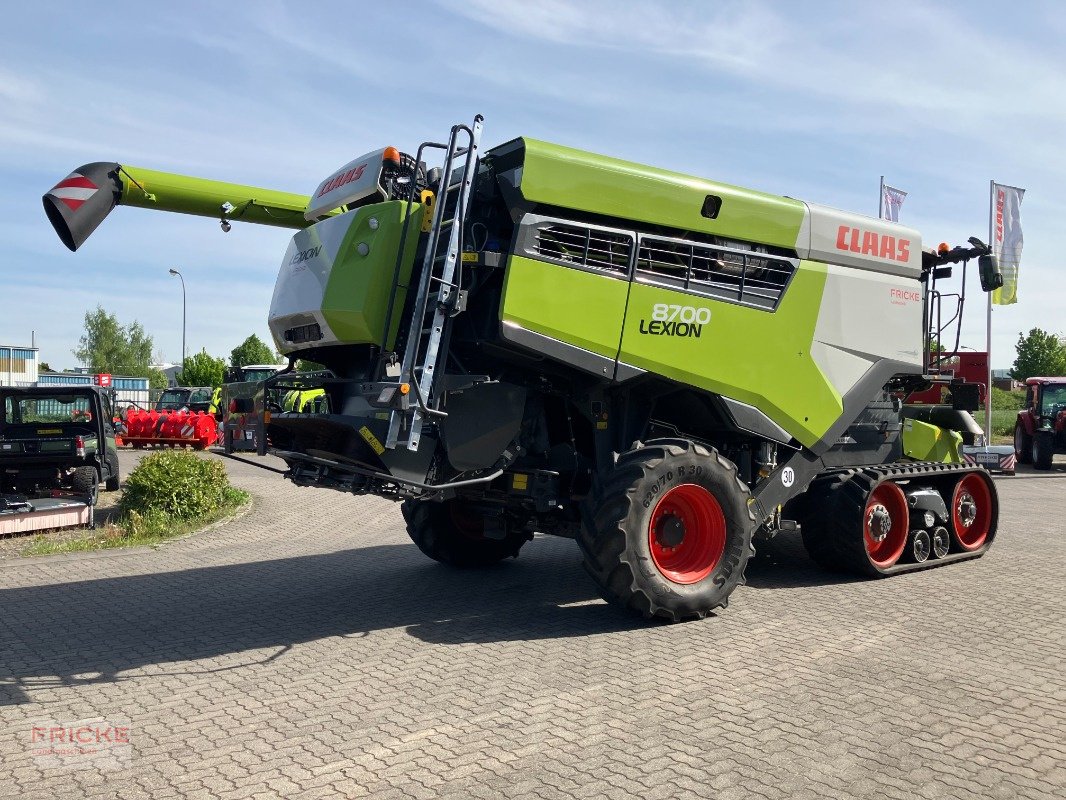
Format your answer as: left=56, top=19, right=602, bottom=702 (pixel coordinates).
left=70, top=467, right=100, bottom=506
left=578, top=439, right=754, bottom=622
left=1032, top=430, right=1054, bottom=470
left=401, top=498, right=530, bottom=567
left=105, top=453, right=120, bottom=491
left=1014, top=423, right=1032, bottom=464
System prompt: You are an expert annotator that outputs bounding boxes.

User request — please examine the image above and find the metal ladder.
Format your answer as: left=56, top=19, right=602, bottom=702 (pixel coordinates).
left=386, top=116, right=483, bottom=451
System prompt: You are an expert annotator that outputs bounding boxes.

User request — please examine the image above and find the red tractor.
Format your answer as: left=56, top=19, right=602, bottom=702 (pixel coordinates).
left=1014, top=377, right=1066, bottom=470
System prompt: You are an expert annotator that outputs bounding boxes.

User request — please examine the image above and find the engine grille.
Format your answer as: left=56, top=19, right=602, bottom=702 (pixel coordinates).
left=531, top=222, right=633, bottom=277
left=636, top=236, right=796, bottom=310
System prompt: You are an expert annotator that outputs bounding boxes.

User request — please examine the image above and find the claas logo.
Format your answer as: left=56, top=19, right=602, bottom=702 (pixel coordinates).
left=836, top=225, right=911, bottom=263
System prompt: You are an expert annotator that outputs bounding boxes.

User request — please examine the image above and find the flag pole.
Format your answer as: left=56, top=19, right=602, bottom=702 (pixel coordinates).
left=879, top=176, right=884, bottom=219
left=986, top=179, right=994, bottom=446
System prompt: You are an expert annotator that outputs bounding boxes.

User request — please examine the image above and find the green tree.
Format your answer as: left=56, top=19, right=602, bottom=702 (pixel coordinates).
left=73, top=306, right=154, bottom=375
left=38, top=361, right=52, bottom=373
left=147, top=368, right=169, bottom=393
left=1010, top=328, right=1066, bottom=381
left=229, top=334, right=278, bottom=368
left=177, top=350, right=226, bottom=387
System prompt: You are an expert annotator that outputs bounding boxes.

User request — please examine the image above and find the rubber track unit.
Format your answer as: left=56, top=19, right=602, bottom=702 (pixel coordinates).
left=798, top=461, right=998, bottom=577
left=578, top=439, right=756, bottom=622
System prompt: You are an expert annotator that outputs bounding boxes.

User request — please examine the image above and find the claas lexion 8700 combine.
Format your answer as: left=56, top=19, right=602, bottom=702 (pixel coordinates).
left=44, top=115, right=1004, bottom=621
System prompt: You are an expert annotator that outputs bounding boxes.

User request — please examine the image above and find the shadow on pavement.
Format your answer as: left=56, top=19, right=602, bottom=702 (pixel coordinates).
left=745, top=533, right=859, bottom=590
left=0, top=536, right=647, bottom=706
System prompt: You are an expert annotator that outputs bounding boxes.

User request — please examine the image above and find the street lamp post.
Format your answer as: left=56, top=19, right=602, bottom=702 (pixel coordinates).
left=169, top=268, right=186, bottom=368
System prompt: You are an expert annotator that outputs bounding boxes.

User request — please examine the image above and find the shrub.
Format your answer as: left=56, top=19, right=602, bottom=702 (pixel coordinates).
left=989, top=387, right=1025, bottom=411
left=121, top=450, right=242, bottom=520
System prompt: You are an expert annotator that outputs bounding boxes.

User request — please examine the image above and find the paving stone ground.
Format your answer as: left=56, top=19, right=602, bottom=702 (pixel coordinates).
left=0, top=451, right=1063, bottom=799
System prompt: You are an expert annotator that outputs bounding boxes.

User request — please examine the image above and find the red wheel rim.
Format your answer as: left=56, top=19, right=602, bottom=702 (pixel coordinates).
left=951, top=473, right=992, bottom=550
left=648, top=483, right=726, bottom=585
left=449, top=502, right=486, bottom=541
left=863, top=482, right=909, bottom=568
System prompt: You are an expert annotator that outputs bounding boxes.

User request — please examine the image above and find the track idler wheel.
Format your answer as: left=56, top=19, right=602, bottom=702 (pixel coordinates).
left=909, top=529, right=931, bottom=563
left=931, top=526, right=951, bottom=559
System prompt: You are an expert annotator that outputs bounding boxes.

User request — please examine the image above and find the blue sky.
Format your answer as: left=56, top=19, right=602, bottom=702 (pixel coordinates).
left=2, top=0, right=1062, bottom=370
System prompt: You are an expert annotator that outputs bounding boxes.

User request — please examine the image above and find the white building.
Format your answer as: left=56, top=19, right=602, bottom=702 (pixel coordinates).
left=0, top=344, right=39, bottom=386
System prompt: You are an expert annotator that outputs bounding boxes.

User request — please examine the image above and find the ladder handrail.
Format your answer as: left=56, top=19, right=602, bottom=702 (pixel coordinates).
left=386, top=115, right=484, bottom=451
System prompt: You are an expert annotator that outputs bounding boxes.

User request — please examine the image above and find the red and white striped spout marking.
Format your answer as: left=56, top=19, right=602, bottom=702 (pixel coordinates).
left=49, top=173, right=99, bottom=211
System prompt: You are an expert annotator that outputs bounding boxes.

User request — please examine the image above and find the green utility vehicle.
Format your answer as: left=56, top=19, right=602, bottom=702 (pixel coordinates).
left=44, top=117, right=1003, bottom=619
left=0, top=386, right=120, bottom=504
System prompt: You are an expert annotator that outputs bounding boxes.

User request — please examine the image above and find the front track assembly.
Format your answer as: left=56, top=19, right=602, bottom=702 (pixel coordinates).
left=795, top=462, right=998, bottom=577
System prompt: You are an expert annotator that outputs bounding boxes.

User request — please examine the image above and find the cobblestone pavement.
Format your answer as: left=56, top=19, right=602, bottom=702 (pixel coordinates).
left=1, top=452, right=1063, bottom=799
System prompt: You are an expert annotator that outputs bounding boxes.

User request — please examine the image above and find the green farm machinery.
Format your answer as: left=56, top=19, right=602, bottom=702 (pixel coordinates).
left=44, top=116, right=1002, bottom=620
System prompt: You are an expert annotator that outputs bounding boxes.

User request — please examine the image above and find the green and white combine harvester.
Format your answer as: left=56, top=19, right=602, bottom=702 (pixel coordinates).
left=44, top=116, right=1004, bottom=620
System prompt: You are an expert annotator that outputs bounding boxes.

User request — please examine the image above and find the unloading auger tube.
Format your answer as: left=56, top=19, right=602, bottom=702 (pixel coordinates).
left=43, top=163, right=315, bottom=251
left=41, top=117, right=1002, bottom=622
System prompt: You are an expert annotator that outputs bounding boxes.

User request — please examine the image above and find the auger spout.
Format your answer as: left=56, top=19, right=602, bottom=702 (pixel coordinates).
left=43, top=162, right=314, bottom=251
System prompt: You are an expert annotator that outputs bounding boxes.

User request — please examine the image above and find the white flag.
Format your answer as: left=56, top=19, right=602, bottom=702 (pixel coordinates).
left=991, top=183, right=1025, bottom=305
left=881, top=183, right=907, bottom=222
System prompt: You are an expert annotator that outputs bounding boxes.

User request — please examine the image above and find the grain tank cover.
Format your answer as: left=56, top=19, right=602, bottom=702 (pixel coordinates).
left=798, top=202, right=923, bottom=278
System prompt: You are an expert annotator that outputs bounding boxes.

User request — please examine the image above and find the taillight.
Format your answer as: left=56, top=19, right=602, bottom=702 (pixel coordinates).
left=74, top=436, right=85, bottom=457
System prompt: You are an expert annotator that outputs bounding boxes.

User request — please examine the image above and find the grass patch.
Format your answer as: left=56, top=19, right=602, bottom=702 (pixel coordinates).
left=19, top=492, right=249, bottom=557
left=20, top=450, right=250, bottom=557
left=987, top=408, right=1019, bottom=438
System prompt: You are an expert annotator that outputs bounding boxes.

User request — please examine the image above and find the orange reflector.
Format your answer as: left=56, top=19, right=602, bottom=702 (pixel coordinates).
left=263, top=411, right=271, bottom=424
left=938, top=242, right=950, bottom=253
left=383, top=146, right=401, bottom=164
left=399, top=383, right=410, bottom=395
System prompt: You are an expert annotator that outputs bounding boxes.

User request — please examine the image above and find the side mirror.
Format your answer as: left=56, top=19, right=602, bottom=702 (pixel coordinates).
left=978, top=253, right=1003, bottom=292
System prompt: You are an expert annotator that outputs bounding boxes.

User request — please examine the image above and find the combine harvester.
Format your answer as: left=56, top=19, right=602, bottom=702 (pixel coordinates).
left=43, top=117, right=1003, bottom=620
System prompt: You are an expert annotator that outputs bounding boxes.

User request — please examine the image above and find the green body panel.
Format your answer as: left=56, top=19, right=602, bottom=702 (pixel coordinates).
left=119, top=166, right=314, bottom=229
left=515, top=139, right=807, bottom=250
left=902, top=418, right=964, bottom=463
left=500, top=255, right=629, bottom=360
left=619, top=262, right=836, bottom=448
left=320, top=202, right=425, bottom=348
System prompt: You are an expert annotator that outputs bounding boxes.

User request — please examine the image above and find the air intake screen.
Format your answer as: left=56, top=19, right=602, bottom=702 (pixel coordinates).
left=636, top=237, right=795, bottom=310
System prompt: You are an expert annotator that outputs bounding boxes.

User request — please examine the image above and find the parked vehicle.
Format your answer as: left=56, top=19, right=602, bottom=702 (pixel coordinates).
left=0, top=385, right=120, bottom=504
left=45, top=117, right=1004, bottom=620
left=1014, top=377, right=1066, bottom=469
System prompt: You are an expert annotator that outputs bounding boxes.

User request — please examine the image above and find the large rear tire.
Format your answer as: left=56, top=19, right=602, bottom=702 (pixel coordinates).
left=1014, top=423, right=1032, bottom=465
left=70, top=467, right=100, bottom=506
left=105, top=452, right=120, bottom=491
left=1033, top=430, right=1054, bottom=470
left=401, top=498, right=530, bottom=568
left=578, top=439, right=754, bottom=622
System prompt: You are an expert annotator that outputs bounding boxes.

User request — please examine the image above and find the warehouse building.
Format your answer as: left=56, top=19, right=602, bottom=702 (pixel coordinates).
left=0, top=344, right=39, bottom=386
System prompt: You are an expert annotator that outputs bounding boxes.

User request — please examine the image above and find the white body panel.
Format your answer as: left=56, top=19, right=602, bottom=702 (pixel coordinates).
left=810, top=263, right=924, bottom=399
left=305, top=148, right=386, bottom=221
left=798, top=202, right=922, bottom=279
left=268, top=212, right=355, bottom=353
